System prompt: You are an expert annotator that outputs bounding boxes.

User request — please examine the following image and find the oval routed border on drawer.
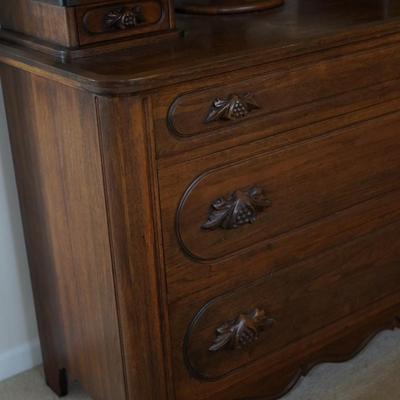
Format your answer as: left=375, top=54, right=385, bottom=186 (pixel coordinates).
left=76, top=1, right=167, bottom=45
left=183, top=222, right=400, bottom=380
left=166, top=43, right=400, bottom=140
left=82, top=2, right=163, bottom=33
left=175, top=112, right=400, bottom=262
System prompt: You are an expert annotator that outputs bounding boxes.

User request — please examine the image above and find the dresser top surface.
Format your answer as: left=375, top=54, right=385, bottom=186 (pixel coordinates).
left=1, top=0, right=400, bottom=94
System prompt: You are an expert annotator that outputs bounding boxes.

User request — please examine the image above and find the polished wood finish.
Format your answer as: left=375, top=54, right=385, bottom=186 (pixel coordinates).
left=177, top=222, right=400, bottom=396
left=1, top=1, right=400, bottom=399
left=160, top=40, right=400, bottom=157
left=171, top=112, right=400, bottom=262
left=2, top=1, right=400, bottom=92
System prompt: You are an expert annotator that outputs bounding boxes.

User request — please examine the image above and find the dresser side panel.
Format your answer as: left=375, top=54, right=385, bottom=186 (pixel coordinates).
left=0, top=66, right=126, bottom=400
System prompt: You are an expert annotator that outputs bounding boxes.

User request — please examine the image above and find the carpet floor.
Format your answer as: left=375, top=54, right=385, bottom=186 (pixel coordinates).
left=1, top=330, right=400, bottom=400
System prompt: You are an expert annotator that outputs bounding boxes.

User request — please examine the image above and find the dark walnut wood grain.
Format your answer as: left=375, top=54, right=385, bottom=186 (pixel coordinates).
left=1, top=1, right=400, bottom=400
left=177, top=222, right=400, bottom=395
left=161, top=40, right=400, bottom=159
left=172, top=111, right=400, bottom=262
left=3, top=1, right=400, bottom=91
left=95, top=95, right=173, bottom=400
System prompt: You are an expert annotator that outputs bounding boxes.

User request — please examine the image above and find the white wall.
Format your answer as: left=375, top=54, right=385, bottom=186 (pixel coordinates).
left=0, top=83, right=42, bottom=382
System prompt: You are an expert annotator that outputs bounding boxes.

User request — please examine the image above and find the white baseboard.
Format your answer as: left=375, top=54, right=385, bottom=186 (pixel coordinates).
left=0, top=339, right=42, bottom=382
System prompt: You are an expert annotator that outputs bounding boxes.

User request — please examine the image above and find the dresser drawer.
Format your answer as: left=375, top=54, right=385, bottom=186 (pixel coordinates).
left=174, top=111, right=400, bottom=262
left=154, top=42, right=400, bottom=159
left=76, top=1, right=171, bottom=45
left=159, top=108, right=400, bottom=303
left=172, top=222, right=400, bottom=399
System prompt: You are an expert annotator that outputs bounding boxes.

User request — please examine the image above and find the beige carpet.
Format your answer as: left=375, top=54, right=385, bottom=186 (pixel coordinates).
left=1, top=330, right=400, bottom=400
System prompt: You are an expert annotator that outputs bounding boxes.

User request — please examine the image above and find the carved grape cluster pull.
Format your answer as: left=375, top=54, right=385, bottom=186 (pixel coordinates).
left=105, top=6, right=145, bottom=30
left=209, top=308, right=274, bottom=352
left=202, top=186, right=271, bottom=230
left=205, top=93, right=260, bottom=123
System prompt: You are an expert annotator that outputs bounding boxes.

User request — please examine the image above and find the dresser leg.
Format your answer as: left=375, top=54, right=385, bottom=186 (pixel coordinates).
left=45, top=367, right=68, bottom=397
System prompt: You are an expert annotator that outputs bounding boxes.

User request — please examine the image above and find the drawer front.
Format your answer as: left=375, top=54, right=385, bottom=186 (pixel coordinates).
left=172, top=222, right=400, bottom=398
left=159, top=107, right=400, bottom=304
left=76, top=1, right=171, bottom=45
left=154, top=42, right=400, bottom=159
left=175, top=112, right=400, bottom=262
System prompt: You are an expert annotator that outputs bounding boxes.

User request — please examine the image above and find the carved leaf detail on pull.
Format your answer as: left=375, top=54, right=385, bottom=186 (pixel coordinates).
left=202, top=186, right=271, bottom=230
left=205, top=93, right=261, bottom=123
left=105, top=6, right=146, bottom=30
left=209, top=308, right=274, bottom=352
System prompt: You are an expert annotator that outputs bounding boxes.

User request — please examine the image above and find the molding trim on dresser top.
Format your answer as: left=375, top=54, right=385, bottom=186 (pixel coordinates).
left=1, top=1, right=400, bottom=400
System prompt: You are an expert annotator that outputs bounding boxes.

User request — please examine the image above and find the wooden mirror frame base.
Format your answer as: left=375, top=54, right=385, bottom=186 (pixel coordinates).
left=0, top=29, right=180, bottom=61
left=176, top=0, right=284, bottom=15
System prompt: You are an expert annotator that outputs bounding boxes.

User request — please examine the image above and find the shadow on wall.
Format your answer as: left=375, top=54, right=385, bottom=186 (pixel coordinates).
left=0, top=81, right=42, bottom=382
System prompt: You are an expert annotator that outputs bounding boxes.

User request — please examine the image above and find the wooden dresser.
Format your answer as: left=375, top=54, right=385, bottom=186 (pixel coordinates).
left=1, top=1, right=400, bottom=399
